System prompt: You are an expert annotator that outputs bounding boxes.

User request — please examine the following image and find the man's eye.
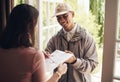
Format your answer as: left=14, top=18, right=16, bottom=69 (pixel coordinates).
left=57, top=17, right=61, bottom=20
left=63, top=15, right=68, bottom=18
left=56, top=14, right=68, bottom=20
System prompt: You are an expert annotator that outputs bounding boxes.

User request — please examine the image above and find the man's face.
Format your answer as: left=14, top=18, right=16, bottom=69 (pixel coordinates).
left=56, top=11, right=74, bottom=31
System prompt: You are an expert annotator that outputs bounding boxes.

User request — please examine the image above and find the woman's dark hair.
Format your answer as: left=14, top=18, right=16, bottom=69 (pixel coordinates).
left=0, top=4, right=39, bottom=49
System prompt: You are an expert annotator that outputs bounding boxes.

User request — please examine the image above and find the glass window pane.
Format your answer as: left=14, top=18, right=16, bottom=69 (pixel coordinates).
left=113, top=79, right=120, bottom=82
left=40, top=0, right=64, bottom=50
left=113, top=43, right=120, bottom=81
left=113, top=1, right=120, bottom=81
left=117, top=0, right=120, bottom=40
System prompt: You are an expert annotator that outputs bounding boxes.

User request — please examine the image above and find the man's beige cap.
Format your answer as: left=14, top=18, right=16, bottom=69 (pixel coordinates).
left=52, top=3, right=73, bottom=17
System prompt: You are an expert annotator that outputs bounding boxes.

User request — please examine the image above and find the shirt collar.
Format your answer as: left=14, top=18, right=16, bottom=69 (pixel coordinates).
left=63, top=23, right=77, bottom=34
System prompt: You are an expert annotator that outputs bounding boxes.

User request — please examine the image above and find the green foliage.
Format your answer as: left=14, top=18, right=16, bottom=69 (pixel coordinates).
left=14, top=0, right=25, bottom=6
left=75, top=10, right=101, bottom=46
left=90, top=0, right=105, bottom=47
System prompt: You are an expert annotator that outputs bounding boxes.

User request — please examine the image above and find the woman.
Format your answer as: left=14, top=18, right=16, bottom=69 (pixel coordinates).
left=0, top=4, right=67, bottom=82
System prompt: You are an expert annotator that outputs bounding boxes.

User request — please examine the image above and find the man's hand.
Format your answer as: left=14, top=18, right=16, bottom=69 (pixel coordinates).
left=64, top=50, right=77, bottom=64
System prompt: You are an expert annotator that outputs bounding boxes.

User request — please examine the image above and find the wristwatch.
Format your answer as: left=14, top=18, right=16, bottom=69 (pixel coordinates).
left=70, top=58, right=77, bottom=64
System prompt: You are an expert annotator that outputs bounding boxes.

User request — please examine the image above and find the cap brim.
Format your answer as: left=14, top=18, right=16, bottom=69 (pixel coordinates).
left=52, top=11, right=69, bottom=18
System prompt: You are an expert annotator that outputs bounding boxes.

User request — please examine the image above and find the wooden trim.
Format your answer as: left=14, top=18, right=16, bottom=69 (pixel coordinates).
left=101, top=0, right=118, bottom=82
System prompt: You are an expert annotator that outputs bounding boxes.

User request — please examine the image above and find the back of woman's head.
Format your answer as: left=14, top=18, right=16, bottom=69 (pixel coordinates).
left=0, top=4, right=39, bottom=49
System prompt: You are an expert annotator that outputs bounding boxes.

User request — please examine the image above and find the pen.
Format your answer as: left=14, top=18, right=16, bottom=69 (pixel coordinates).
left=42, top=51, right=55, bottom=63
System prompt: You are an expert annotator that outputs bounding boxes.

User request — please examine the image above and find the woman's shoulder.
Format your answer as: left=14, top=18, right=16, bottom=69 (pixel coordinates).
left=20, top=47, right=43, bottom=58
left=7, top=47, right=43, bottom=58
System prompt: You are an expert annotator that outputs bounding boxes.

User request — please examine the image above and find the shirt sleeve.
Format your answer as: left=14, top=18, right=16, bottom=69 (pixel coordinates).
left=72, top=33, right=98, bottom=74
left=45, top=36, right=55, bottom=53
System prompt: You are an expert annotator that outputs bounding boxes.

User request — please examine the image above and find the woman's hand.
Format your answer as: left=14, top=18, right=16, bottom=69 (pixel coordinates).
left=47, top=63, right=67, bottom=82
left=57, top=63, right=67, bottom=76
left=42, top=51, right=51, bottom=59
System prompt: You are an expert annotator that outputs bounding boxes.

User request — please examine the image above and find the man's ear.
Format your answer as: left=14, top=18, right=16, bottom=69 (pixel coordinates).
left=71, top=11, right=75, bottom=17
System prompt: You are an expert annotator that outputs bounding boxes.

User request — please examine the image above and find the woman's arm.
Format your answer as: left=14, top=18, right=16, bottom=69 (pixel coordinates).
left=32, top=50, right=46, bottom=82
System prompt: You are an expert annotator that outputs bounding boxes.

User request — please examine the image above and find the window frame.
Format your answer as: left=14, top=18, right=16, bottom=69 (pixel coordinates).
left=101, top=0, right=120, bottom=82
